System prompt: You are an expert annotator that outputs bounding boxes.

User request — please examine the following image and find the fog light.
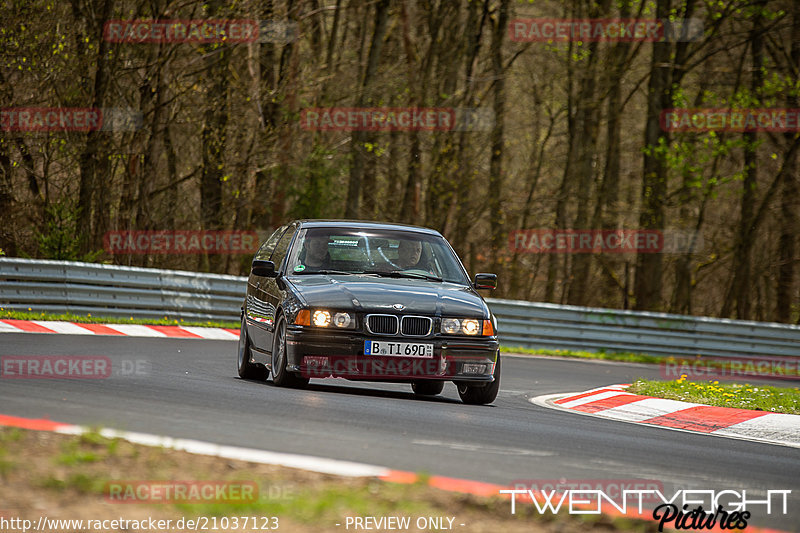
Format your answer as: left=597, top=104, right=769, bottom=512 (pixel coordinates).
left=463, top=363, right=487, bottom=374
left=304, top=356, right=329, bottom=367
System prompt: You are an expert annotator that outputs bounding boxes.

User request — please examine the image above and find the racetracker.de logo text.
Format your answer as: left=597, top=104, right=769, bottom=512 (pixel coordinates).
left=661, top=108, right=800, bottom=132
left=103, top=230, right=260, bottom=255
left=508, top=18, right=703, bottom=42
left=105, top=481, right=258, bottom=503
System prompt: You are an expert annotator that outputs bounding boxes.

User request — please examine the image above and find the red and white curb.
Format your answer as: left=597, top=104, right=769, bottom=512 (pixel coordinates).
left=0, top=413, right=500, bottom=498
left=0, top=319, right=239, bottom=340
left=0, top=413, right=383, bottom=477
left=531, top=384, right=800, bottom=448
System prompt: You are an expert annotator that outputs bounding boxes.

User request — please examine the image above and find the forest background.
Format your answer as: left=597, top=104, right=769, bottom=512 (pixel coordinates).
left=1, top=0, right=798, bottom=324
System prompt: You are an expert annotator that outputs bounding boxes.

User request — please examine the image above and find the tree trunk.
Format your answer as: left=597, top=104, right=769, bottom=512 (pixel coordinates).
left=488, top=0, right=509, bottom=275
left=634, top=0, right=672, bottom=311
left=775, top=1, right=800, bottom=323
left=200, top=0, right=231, bottom=270
left=76, top=0, right=113, bottom=254
left=345, top=0, right=390, bottom=219
left=727, top=8, right=764, bottom=319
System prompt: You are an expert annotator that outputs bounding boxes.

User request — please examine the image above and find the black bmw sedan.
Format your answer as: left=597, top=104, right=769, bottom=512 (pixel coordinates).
left=236, top=220, right=500, bottom=405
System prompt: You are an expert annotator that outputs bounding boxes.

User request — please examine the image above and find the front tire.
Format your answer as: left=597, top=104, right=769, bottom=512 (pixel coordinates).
left=457, top=354, right=500, bottom=405
left=238, top=318, right=268, bottom=380
left=271, top=316, right=309, bottom=388
left=411, top=380, right=445, bottom=396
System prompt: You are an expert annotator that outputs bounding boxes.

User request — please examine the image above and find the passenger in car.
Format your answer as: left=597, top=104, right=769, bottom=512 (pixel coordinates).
left=397, top=240, right=437, bottom=276
left=397, top=240, right=423, bottom=269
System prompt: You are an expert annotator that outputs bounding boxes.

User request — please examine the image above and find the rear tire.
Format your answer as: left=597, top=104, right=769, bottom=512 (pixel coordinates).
left=456, top=354, right=500, bottom=405
left=271, top=316, right=309, bottom=388
left=411, top=380, right=445, bottom=396
left=237, top=318, right=268, bottom=380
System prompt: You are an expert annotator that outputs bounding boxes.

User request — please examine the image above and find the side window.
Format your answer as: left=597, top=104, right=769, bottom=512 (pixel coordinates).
left=255, top=226, right=287, bottom=261
left=270, top=225, right=298, bottom=271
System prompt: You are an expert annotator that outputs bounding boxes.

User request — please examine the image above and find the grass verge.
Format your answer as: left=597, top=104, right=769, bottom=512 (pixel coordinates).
left=0, top=427, right=658, bottom=533
left=0, top=308, right=239, bottom=329
left=628, top=377, right=800, bottom=415
left=500, top=345, right=663, bottom=365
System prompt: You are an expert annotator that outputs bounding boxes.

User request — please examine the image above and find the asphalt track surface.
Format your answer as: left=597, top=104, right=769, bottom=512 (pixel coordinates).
left=1, top=333, right=798, bottom=531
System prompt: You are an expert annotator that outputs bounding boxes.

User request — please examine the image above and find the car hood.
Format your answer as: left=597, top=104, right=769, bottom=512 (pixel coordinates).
left=285, top=274, right=488, bottom=317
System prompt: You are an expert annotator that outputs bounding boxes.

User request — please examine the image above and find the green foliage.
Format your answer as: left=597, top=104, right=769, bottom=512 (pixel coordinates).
left=40, top=473, right=103, bottom=494
left=289, top=146, right=344, bottom=220
left=36, top=200, right=101, bottom=262
left=499, top=345, right=664, bottom=365
left=629, top=378, right=800, bottom=414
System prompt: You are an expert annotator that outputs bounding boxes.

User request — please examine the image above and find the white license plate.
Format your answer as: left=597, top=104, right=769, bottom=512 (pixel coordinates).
left=364, top=340, right=433, bottom=358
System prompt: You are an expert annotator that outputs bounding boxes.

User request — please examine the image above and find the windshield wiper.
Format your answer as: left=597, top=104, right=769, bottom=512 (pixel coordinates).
left=294, top=269, right=357, bottom=276
left=360, top=270, right=443, bottom=282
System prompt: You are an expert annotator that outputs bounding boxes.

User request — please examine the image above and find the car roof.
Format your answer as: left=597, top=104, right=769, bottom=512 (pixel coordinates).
left=296, top=219, right=442, bottom=236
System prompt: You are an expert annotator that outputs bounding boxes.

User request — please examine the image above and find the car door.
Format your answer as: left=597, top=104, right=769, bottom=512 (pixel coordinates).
left=262, top=222, right=299, bottom=351
left=246, top=225, right=286, bottom=352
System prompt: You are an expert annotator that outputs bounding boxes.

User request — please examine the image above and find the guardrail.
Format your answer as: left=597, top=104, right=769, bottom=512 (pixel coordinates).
left=490, top=299, right=800, bottom=359
left=0, top=257, right=244, bottom=322
left=2, top=257, right=799, bottom=358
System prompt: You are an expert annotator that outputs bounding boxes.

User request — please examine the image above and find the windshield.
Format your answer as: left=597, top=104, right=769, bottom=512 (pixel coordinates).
left=286, top=228, right=469, bottom=285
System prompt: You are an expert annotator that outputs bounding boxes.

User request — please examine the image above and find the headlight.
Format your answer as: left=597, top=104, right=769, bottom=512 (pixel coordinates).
left=308, top=309, right=354, bottom=328
left=441, top=318, right=483, bottom=336
left=312, top=310, right=331, bottom=327
left=442, top=318, right=461, bottom=334
left=333, top=312, right=352, bottom=328
left=461, top=319, right=480, bottom=335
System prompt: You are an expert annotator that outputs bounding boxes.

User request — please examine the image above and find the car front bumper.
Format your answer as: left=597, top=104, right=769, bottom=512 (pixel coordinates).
left=284, top=325, right=499, bottom=382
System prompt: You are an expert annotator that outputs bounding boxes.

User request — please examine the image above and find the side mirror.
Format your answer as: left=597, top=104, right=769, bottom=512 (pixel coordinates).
left=473, top=273, right=497, bottom=290
left=252, top=259, right=277, bottom=278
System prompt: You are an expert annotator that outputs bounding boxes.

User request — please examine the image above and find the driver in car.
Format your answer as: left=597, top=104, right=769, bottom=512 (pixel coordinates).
left=303, top=234, right=333, bottom=269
